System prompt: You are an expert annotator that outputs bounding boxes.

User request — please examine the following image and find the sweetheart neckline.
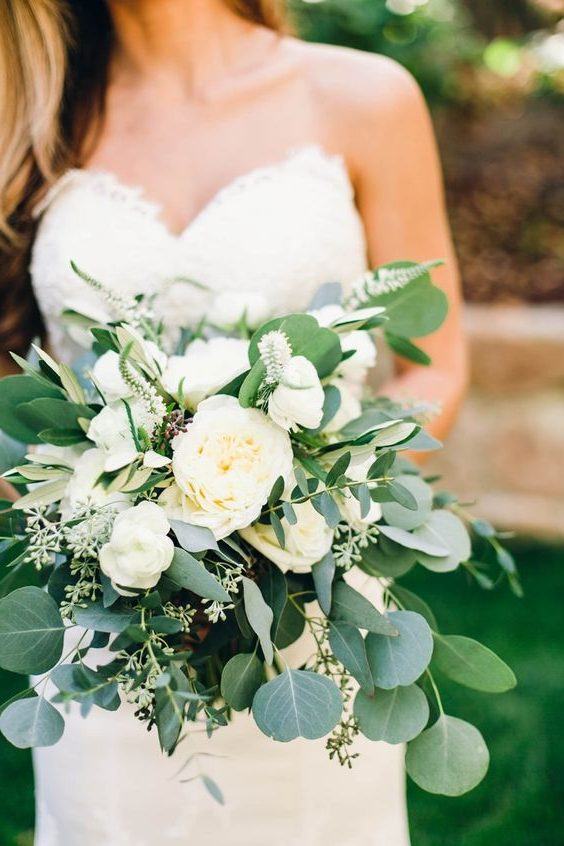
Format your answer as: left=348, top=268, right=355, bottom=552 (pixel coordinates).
left=36, top=144, right=352, bottom=240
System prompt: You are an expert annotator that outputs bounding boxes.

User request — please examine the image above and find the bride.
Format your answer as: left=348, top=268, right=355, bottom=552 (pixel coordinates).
left=0, top=1, right=467, bottom=844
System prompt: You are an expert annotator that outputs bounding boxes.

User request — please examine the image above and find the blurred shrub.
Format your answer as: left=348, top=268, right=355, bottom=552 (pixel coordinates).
left=290, top=0, right=564, bottom=106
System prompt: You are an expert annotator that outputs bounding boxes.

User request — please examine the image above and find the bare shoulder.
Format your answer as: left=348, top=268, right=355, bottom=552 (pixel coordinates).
left=284, top=38, right=427, bottom=128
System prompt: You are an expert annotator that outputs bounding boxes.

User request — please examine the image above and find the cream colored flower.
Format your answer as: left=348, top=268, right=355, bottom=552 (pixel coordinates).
left=267, top=356, right=325, bottom=431
left=240, top=500, right=333, bottom=574
left=161, top=337, right=249, bottom=409
left=171, top=395, right=293, bottom=539
left=100, top=501, right=174, bottom=590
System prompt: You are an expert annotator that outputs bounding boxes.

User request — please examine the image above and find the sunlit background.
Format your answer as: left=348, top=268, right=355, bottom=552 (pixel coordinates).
left=1, top=2, right=563, bottom=844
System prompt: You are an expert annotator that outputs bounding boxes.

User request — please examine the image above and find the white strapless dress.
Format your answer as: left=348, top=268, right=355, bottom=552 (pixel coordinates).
left=29, top=145, right=411, bottom=846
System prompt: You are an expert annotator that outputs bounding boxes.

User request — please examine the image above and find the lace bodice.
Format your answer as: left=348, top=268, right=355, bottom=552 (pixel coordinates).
left=30, top=145, right=368, bottom=361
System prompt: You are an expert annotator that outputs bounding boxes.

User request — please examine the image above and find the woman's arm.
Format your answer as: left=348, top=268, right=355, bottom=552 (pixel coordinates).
left=319, top=49, right=468, bottom=447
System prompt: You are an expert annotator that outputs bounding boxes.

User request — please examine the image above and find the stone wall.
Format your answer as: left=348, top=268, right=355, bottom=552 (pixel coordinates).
left=429, top=304, right=564, bottom=540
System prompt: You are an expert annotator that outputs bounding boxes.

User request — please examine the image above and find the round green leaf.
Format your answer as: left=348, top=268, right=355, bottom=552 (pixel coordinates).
left=0, top=587, right=65, bottom=674
left=432, top=635, right=516, bottom=693
left=406, top=715, right=490, bottom=796
left=220, top=653, right=264, bottom=711
left=414, top=511, right=471, bottom=572
left=382, top=475, right=433, bottom=530
left=0, top=696, right=64, bottom=748
left=360, top=539, right=417, bottom=578
left=354, top=684, right=429, bottom=744
left=252, top=669, right=342, bottom=741
left=365, top=611, right=433, bottom=689
left=328, top=621, right=373, bottom=694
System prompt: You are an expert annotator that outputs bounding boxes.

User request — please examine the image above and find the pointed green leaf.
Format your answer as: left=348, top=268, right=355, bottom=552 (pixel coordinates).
left=331, top=581, right=398, bottom=636
left=432, top=634, right=516, bottom=693
left=328, top=621, right=373, bottom=693
left=242, top=577, right=274, bottom=665
left=166, top=548, right=230, bottom=603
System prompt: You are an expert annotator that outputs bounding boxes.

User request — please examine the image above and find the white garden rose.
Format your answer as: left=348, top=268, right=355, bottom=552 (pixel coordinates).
left=171, top=395, right=293, bottom=539
left=161, top=337, right=250, bottom=409
left=91, top=351, right=132, bottom=403
left=240, top=501, right=334, bottom=574
left=62, top=448, right=131, bottom=520
left=267, top=356, right=325, bottom=431
left=339, top=330, right=376, bottom=385
left=87, top=403, right=139, bottom=472
left=338, top=454, right=382, bottom=531
left=325, top=379, right=362, bottom=434
left=211, top=290, right=270, bottom=329
left=100, top=501, right=174, bottom=590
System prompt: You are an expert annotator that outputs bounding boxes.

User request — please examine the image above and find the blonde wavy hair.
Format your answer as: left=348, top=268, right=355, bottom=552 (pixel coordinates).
left=0, top=0, right=286, bottom=355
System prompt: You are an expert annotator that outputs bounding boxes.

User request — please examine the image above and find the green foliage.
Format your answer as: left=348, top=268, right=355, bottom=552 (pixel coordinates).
left=330, top=581, right=399, bottom=636
left=365, top=611, right=434, bottom=689
left=220, top=653, right=264, bottom=711
left=355, top=684, right=430, bottom=744
left=165, top=549, right=231, bottom=602
left=406, top=715, right=490, bottom=796
left=432, top=635, right=516, bottom=693
left=328, top=620, right=373, bottom=693
left=0, top=696, right=64, bottom=749
left=252, top=669, right=343, bottom=741
left=0, top=588, right=65, bottom=675
left=241, top=577, right=274, bottom=665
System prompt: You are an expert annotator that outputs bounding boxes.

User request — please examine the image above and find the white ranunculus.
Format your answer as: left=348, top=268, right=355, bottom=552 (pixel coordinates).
left=62, top=448, right=131, bottom=519
left=171, top=395, right=293, bottom=539
left=161, top=337, right=250, bottom=409
left=240, top=501, right=333, bottom=574
left=324, top=379, right=362, bottom=434
left=211, top=290, right=270, bottom=329
left=338, top=454, right=382, bottom=530
left=92, top=351, right=132, bottom=403
left=87, top=404, right=139, bottom=472
left=267, top=356, right=325, bottom=432
left=100, top=501, right=174, bottom=590
left=339, top=330, right=376, bottom=384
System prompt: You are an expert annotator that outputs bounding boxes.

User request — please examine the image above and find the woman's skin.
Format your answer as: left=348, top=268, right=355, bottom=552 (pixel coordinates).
left=0, top=0, right=467, bottom=502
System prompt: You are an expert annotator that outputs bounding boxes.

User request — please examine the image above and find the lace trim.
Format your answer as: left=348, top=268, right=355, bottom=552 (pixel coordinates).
left=32, top=144, right=353, bottom=232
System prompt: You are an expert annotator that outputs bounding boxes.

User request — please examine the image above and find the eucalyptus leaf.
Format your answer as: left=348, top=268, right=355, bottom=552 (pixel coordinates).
left=390, top=586, right=438, bottom=631
left=414, top=511, right=471, bottom=572
left=166, top=548, right=230, bottom=603
left=170, top=520, right=219, bottom=553
left=382, top=475, right=433, bottom=530
left=0, top=696, right=64, bottom=749
left=328, top=621, right=373, bottom=693
left=330, top=581, right=398, bottom=636
left=74, top=599, right=136, bottom=634
left=354, top=684, right=429, bottom=744
left=312, top=552, right=335, bottom=615
left=365, top=611, right=434, bottom=689
left=0, top=375, right=62, bottom=444
left=378, top=524, right=448, bottom=557
left=432, top=634, right=516, bottom=693
left=252, top=669, right=342, bottom=741
left=220, top=653, right=264, bottom=711
left=0, top=586, right=65, bottom=674
left=406, top=715, right=490, bottom=796
left=242, top=577, right=274, bottom=665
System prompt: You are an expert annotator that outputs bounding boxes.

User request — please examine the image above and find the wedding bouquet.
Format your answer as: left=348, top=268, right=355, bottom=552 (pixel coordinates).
left=0, top=260, right=518, bottom=799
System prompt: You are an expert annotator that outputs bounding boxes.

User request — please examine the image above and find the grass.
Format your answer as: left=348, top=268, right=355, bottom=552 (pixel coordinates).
left=0, top=541, right=561, bottom=846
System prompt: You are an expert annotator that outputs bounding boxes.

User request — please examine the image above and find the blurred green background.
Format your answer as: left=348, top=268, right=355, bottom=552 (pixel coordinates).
left=1, top=1, right=563, bottom=843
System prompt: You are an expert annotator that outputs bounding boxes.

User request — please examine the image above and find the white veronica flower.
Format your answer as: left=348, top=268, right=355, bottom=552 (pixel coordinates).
left=267, top=356, right=325, bottom=431
left=100, top=501, right=174, bottom=591
left=171, top=395, right=293, bottom=540
left=240, top=501, right=333, bottom=574
left=161, top=337, right=249, bottom=410
left=92, top=351, right=133, bottom=403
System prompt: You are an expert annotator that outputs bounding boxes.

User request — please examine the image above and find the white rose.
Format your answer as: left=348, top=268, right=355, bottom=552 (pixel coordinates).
left=339, top=330, right=376, bottom=384
left=171, top=395, right=293, bottom=539
left=268, top=356, right=325, bottom=431
left=100, top=501, right=174, bottom=590
left=211, top=290, right=270, bottom=329
left=324, top=379, right=362, bottom=434
left=338, top=454, right=382, bottom=530
left=92, top=352, right=132, bottom=403
left=161, top=337, right=249, bottom=409
left=240, top=501, right=333, bottom=574
left=62, top=448, right=131, bottom=519
left=87, top=403, right=139, bottom=472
